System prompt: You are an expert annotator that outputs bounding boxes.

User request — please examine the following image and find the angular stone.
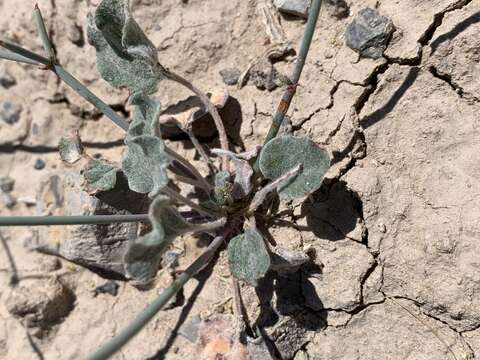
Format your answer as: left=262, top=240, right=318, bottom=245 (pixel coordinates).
left=0, top=176, right=15, bottom=192
left=345, top=8, right=394, bottom=59
left=325, top=0, right=349, bottom=19
left=219, top=68, right=241, bottom=85
left=249, top=58, right=289, bottom=91
left=0, top=101, right=22, bottom=125
left=0, top=66, right=16, bottom=88
left=274, top=0, right=310, bottom=19
left=35, top=170, right=147, bottom=278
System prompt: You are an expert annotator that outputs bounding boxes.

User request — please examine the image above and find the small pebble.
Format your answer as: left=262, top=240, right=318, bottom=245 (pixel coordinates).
left=1, top=191, right=16, bottom=209
left=34, top=159, right=46, bottom=170
left=345, top=8, right=394, bottom=59
left=93, top=280, right=120, bottom=297
left=178, top=314, right=202, bottom=343
left=0, top=67, right=16, bottom=89
left=219, top=68, right=241, bottom=86
left=274, top=0, right=310, bottom=19
left=0, top=176, right=15, bottom=193
left=0, top=101, right=22, bottom=125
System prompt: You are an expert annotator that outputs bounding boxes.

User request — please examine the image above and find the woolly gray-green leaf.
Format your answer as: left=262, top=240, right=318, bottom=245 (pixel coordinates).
left=227, top=229, right=271, bottom=287
left=84, top=159, right=118, bottom=193
left=127, top=96, right=162, bottom=138
left=87, top=0, right=163, bottom=102
left=122, top=135, right=168, bottom=195
left=59, top=134, right=83, bottom=164
left=259, top=136, right=330, bottom=200
left=124, top=196, right=198, bottom=286
left=122, top=97, right=168, bottom=195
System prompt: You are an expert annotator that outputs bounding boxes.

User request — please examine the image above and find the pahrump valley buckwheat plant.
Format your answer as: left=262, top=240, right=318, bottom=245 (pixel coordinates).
left=0, top=0, right=328, bottom=358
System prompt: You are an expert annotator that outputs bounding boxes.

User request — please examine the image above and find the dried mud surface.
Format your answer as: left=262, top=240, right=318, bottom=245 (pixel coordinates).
left=0, top=0, right=479, bottom=359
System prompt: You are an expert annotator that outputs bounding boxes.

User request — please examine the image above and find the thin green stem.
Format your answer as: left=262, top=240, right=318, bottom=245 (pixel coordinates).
left=165, top=147, right=213, bottom=192
left=0, top=40, right=49, bottom=66
left=0, top=214, right=148, bottom=227
left=86, top=234, right=226, bottom=360
left=161, top=186, right=219, bottom=218
left=0, top=49, right=41, bottom=65
left=259, top=0, right=323, bottom=148
left=53, top=65, right=130, bottom=131
left=34, top=4, right=55, bottom=60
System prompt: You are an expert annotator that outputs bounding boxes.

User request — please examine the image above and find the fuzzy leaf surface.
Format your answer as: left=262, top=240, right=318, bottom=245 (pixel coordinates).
left=84, top=159, right=118, bottom=192
left=227, top=229, right=271, bottom=286
left=87, top=0, right=163, bottom=102
left=259, top=136, right=330, bottom=200
left=124, top=195, right=193, bottom=286
left=122, top=97, right=168, bottom=195
left=122, top=135, right=168, bottom=195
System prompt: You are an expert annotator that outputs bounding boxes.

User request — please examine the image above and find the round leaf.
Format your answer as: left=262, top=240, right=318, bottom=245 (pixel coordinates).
left=227, top=229, right=271, bottom=286
left=259, top=136, right=330, bottom=200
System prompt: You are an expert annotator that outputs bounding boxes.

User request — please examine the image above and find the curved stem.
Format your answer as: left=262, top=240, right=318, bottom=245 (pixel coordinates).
left=86, top=234, right=226, bottom=360
left=164, top=70, right=230, bottom=171
left=165, top=146, right=213, bottom=192
left=191, top=217, right=226, bottom=233
left=161, top=186, right=219, bottom=218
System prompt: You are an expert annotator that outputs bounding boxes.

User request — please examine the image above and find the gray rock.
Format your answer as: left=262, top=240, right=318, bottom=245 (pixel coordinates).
left=35, top=172, right=144, bottom=278
left=0, top=176, right=15, bottom=192
left=1, top=191, right=16, bottom=209
left=0, top=67, right=16, bottom=88
left=219, top=68, right=241, bottom=85
left=0, top=101, right=22, bottom=124
left=345, top=8, right=394, bottom=59
left=274, top=0, right=310, bottom=19
left=178, top=314, right=201, bottom=343
left=249, top=58, right=289, bottom=91
left=93, top=281, right=120, bottom=297
left=34, top=159, right=46, bottom=170
left=326, top=0, right=349, bottom=19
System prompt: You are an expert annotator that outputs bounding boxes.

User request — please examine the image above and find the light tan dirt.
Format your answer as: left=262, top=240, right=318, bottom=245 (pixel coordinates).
left=0, top=0, right=479, bottom=359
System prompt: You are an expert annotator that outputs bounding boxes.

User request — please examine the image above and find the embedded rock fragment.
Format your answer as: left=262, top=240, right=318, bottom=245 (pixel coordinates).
left=274, top=0, right=310, bottom=19
left=345, top=8, right=394, bottom=59
left=35, top=171, right=146, bottom=278
left=5, top=279, right=75, bottom=336
left=0, top=101, right=21, bottom=125
left=249, top=57, right=289, bottom=91
left=219, top=68, right=241, bottom=86
left=0, top=66, right=16, bottom=88
left=325, top=0, right=349, bottom=19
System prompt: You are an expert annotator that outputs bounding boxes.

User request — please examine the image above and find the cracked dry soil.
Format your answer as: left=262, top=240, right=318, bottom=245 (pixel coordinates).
left=0, top=0, right=479, bottom=359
